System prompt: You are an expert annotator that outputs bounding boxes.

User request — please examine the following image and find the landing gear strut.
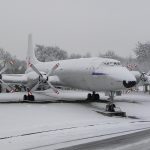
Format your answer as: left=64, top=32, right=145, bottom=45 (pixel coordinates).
left=106, top=91, right=116, bottom=112
left=87, top=91, right=100, bottom=101
left=106, top=103, right=116, bottom=112
left=23, top=88, right=35, bottom=101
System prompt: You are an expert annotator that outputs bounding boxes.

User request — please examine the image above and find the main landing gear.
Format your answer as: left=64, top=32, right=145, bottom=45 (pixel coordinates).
left=23, top=94, right=35, bottom=101
left=23, top=87, right=35, bottom=101
left=87, top=91, right=100, bottom=101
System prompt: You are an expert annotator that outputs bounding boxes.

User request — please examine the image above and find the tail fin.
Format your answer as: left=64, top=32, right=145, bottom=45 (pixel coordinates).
left=26, top=34, right=39, bottom=68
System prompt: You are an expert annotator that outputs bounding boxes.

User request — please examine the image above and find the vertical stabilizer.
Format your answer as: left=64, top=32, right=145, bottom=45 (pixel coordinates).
left=26, top=34, right=39, bottom=68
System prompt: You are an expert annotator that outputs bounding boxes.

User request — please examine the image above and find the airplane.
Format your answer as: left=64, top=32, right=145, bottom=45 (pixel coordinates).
left=0, top=34, right=137, bottom=105
left=126, top=64, right=150, bottom=88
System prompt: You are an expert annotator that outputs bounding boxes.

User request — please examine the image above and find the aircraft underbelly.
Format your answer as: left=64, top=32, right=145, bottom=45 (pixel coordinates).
left=87, top=76, right=123, bottom=91
left=59, top=73, right=88, bottom=90
left=59, top=73, right=123, bottom=91
left=84, top=75, right=118, bottom=91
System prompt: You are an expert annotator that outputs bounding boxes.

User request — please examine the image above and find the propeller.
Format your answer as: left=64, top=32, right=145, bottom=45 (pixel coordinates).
left=0, top=66, right=8, bottom=75
left=139, top=72, right=148, bottom=82
left=0, top=60, right=15, bottom=75
left=29, top=63, right=60, bottom=94
left=0, top=79, right=14, bottom=93
left=136, top=66, right=149, bottom=82
left=0, top=60, right=15, bottom=92
left=127, top=64, right=149, bottom=83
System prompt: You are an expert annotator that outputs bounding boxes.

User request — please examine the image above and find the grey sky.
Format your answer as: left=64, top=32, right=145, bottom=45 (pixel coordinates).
left=0, top=0, right=150, bottom=60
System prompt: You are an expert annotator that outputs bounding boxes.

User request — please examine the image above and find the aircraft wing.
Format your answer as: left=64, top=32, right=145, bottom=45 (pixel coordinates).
left=1, top=73, right=64, bottom=92
left=2, top=74, right=28, bottom=85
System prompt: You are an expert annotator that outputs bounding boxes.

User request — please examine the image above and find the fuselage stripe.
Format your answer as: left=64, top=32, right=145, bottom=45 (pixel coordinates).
left=92, top=72, right=107, bottom=75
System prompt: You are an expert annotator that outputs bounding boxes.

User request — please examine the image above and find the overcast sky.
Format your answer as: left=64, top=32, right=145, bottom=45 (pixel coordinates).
left=0, top=0, right=150, bottom=60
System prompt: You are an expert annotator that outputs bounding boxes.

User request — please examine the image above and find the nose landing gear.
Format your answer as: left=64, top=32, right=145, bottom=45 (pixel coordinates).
left=105, top=91, right=126, bottom=117
left=106, top=103, right=116, bottom=112
left=106, top=91, right=116, bottom=112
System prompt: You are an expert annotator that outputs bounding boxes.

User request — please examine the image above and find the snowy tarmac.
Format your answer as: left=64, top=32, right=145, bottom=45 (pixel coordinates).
left=60, top=128, right=150, bottom=150
left=0, top=91, right=150, bottom=149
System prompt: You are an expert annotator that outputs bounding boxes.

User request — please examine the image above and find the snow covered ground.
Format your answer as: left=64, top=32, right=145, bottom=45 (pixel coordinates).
left=0, top=91, right=150, bottom=149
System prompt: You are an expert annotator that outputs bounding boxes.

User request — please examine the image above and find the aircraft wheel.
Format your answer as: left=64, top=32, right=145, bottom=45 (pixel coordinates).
left=95, top=94, right=100, bottom=100
left=28, top=95, right=34, bottom=101
left=106, top=103, right=116, bottom=112
left=87, top=93, right=92, bottom=100
left=28, top=95, right=35, bottom=101
left=23, top=95, right=27, bottom=100
left=31, top=95, right=35, bottom=101
left=92, top=94, right=95, bottom=100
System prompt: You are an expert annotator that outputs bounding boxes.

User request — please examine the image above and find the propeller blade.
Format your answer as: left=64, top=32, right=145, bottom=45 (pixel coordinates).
left=9, top=60, right=15, bottom=65
left=29, top=63, right=43, bottom=77
left=0, top=60, right=4, bottom=65
left=139, top=72, right=148, bottom=82
left=132, top=65, right=148, bottom=82
left=30, top=82, right=40, bottom=92
left=47, top=63, right=60, bottom=77
left=0, top=66, right=7, bottom=75
left=135, top=65, right=143, bottom=74
left=0, top=79, right=14, bottom=92
left=47, top=81, right=59, bottom=94
left=0, top=60, right=15, bottom=75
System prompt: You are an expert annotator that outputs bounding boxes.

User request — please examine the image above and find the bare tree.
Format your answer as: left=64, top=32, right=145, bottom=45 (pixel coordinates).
left=134, top=42, right=150, bottom=62
left=0, top=48, right=26, bottom=74
left=69, top=53, right=82, bottom=59
left=35, top=45, right=68, bottom=62
left=83, top=52, right=91, bottom=58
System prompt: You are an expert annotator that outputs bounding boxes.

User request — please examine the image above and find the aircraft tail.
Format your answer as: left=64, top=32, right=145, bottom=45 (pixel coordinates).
left=26, top=34, right=39, bottom=69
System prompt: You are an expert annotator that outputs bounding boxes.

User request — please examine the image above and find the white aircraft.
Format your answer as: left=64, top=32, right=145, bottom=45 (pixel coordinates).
left=127, top=64, right=150, bottom=87
left=1, top=34, right=137, bottom=102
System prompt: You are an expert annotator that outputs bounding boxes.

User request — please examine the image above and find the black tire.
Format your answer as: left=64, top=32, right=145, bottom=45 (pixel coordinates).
left=27, top=95, right=30, bottom=101
left=31, top=95, right=35, bottom=101
left=92, top=94, right=95, bottom=100
left=87, top=93, right=92, bottom=100
left=112, top=104, right=116, bottom=108
left=106, top=104, right=114, bottom=112
left=106, top=104, right=115, bottom=112
left=23, top=95, right=27, bottom=100
left=95, top=94, right=100, bottom=100
left=28, top=95, right=35, bottom=101
left=110, top=104, right=115, bottom=112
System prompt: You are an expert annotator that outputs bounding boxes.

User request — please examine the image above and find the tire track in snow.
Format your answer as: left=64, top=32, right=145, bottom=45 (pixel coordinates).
left=0, top=123, right=112, bottom=140
left=23, top=127, right=150, bottom=150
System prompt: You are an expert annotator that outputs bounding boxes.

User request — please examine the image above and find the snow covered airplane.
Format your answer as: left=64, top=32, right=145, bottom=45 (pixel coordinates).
left=0, top=34, right=137, bottom=101
left=126, top=64, right=150, bottom=87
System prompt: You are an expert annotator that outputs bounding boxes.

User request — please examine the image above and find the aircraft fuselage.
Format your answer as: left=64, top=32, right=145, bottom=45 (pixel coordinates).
left=26, top=57, right=136, bottom=92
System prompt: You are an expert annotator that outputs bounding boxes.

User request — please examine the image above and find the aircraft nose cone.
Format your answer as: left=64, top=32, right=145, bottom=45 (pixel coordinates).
left=107, top=67, right=136, bottom=82
left=123, top=80, right=136, bottom=88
